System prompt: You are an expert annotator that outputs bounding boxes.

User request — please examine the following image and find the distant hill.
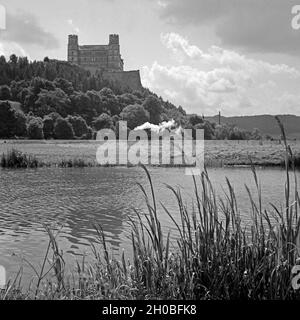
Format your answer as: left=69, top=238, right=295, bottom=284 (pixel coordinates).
left=206, top=114, right=300, bottom=138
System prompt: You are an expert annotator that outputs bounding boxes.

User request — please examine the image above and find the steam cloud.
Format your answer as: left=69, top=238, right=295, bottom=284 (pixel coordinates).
left=134, top=119, right=182, bottom=135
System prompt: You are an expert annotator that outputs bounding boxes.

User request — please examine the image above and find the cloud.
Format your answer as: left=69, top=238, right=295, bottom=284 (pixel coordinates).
left=276, top=92, right=300, bottom=114
left=0, top=41, right=30, bottom=58
left=1, top=10, right=59, bottom=49
left=141, top=32, right=300, bottom=115
left=157, top=1, right=167, bottom=8
left=160, top=33, right=300, bottom=77
left=159, top=0, right=300, bottom=55
left=142, top=62, right=245, bottom=115
left=160, top=33, right=203, bottom=61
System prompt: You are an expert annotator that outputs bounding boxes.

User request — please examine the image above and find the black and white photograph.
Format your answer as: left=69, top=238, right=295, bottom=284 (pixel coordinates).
left=1, top=0, right=300, bottom=311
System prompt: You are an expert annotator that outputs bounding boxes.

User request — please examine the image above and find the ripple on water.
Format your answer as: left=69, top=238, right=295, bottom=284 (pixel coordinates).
left=0, top=166, right=293, bottom=283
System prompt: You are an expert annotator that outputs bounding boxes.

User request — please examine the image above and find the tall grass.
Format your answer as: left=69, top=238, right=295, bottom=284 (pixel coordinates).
left=1, top=118, right=300, bottom=300
left=0, top=149, right=38, bottom=168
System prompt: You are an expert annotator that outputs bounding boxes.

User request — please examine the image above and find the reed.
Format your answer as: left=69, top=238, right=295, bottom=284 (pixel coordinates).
left=1, top=118, right=300, bottom=300
left=0, top=149, right=39, bottom=168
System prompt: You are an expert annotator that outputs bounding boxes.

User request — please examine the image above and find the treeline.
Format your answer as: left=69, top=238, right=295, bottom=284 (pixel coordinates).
left=185, top=114, right=262, bottom=140
left=0, top=54, right=126, bottom=93
left=0, top=54, right=262, bottom=140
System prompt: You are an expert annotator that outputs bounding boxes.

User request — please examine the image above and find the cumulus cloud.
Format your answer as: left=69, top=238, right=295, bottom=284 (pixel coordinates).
left=160, top=33, right=300, bottom=77
left=142, top=62, right=243, bottom=114
left=160, top=32, right=203, bottom=61
left=142, top=32, right=300, bottom=115
left=159, top=0, right=300, bottom=55
left=1, top=10, right=59, bottom=49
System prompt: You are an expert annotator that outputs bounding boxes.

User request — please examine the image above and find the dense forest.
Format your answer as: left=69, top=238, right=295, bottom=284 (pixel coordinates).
left=0, top=54, right=262, bottom=140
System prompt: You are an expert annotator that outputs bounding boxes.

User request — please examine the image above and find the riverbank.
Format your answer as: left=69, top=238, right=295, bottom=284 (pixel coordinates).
left=1, top=163, right=300, bottom=300
left=1, top=140, right=299, bottom=168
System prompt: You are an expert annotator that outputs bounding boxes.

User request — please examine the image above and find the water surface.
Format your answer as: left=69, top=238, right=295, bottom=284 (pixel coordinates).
left=0, top=166, right=295, bottom=284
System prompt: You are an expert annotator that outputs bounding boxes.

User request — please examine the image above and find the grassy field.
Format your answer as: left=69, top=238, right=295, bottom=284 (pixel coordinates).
left=1, top=139, right=299, bottom=167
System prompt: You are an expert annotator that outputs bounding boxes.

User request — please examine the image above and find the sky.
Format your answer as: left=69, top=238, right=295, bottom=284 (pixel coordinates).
left=0, top=0, right=300, bottom=116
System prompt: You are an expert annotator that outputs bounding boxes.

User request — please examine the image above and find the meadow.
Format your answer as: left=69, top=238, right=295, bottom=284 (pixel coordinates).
left=1, top=139, right=299, bottom=168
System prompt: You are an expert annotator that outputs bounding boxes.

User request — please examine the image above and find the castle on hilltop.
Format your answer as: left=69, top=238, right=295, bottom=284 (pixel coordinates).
left=67, top=34, right=142, bottom=91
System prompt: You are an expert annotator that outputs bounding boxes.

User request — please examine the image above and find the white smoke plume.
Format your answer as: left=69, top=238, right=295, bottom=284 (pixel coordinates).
left=134, top=119, right=181, bottom=134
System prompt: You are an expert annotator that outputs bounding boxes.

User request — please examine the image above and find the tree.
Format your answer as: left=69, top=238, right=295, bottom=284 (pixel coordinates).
left=66, top=115, right=89, bottom=137
left=9, top=54, right=18, bottom=65
left=54, top=118, right=75, bottom=139
left=54, top=78, right=74, bottom=95
left=142, top=95, right=163, bottom=124
left=80, top=126, right=94, bottom=140
left=30, top=77, right=56, bottom=96
left=0, top=101, right=26, bottom=138
left=71, top=92, right=95, bottom=123
left=14, top=110, right=27, bottom=137
left=92, top=113, right=113, bottom=131
left=251, top=128, right=262, bottom=140
left=35, top=88, right=72, bottom=117
left=0, top=85, right=12, bottom=100
left=99, top=87, right=121, bottom=115
left=178, top=106, right=186, bottom=115
left=10, top=80, right=28, bottom=101
left=120, top=104, right=150, bottom=129
left=27, top=117, right=44, bottom=139
left=118, top=93, right=141, bottom=110
left=43, top=113, right=61, bottom=139
left=189, top=114, right=203, bottom=126
left=43, top=116, right=55, bottom=139
left=194, top=121, right=215, bottom=140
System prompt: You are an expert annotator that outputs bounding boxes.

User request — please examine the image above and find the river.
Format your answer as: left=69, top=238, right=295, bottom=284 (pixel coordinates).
left=0, top=166, right=296, bottom=286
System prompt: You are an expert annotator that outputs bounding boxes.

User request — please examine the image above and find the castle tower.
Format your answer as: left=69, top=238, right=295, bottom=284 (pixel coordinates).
left=108, top=34, right=123, bottom=71
left=68, top=35, right=79, bottom=64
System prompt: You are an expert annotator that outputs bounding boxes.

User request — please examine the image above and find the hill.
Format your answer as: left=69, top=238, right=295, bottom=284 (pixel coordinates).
left=205, top=114, right=300, bottom=138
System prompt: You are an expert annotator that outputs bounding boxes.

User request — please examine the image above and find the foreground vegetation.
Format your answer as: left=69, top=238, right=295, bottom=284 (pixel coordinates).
left=1, top=119, right=300, bottom=300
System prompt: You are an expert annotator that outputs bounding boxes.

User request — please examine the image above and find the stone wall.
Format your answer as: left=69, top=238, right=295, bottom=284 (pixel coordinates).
left=102, top=70, right=142, bottom=92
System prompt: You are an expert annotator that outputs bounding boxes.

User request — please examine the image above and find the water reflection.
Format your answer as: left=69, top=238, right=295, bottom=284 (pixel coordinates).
left=0, top=166, right=295, bottom=282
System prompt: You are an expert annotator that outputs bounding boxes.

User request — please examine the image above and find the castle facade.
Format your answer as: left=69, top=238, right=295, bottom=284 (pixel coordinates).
left=67, top=34, right=142, bottom=91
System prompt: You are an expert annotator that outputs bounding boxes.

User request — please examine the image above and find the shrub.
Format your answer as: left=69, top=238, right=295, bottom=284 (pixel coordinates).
left=54, top=118, right=74, bottom=139
left=1, top=149, right=38, bottom=168
left=0, top=85, right=12, bottom=100
left=120, top=104, right=149, bottom=129
left=43, top=116, right=55, bottom=139
left=66, top=115, right=89, bottom=137
left=80, top=126, right=94, bottom=140
left=14, top=110, right=27, bottom=137
left=43, top=112, right=61, bottom=139
left=92, top=113, right=113, bottom=131
left=27, top=117, right=44, bottom=139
